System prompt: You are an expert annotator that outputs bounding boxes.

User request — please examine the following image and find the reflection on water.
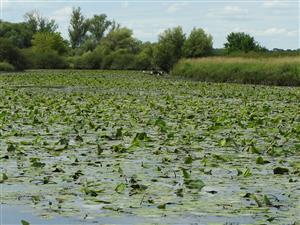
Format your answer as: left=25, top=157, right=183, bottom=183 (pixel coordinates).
left=1, top=203, right=255, bottom=225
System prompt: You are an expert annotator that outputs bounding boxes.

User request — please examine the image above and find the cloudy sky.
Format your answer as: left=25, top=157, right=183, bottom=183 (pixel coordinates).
left=1, top=0, right=299, bottom=49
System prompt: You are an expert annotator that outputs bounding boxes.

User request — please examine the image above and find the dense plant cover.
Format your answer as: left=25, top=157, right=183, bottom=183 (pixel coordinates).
left=172, top=57, right=300, bottom=86
left=0, top=70, right=299, bottom=224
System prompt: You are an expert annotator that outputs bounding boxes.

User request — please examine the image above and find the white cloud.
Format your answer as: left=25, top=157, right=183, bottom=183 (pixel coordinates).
left=166, top=2, right=188, bottom=14
left=121, top=1, right=129, bottom=9
left=287, top=29, right=299, bottom=37
left=52, top=6, right=72, bottom=22
left=263, top=27, right=286, bottom=35
left=233, top=27, right=298, bottom=37
left=262, top=0, right=291, bottom=8
left=207, top=5, right=250, bottom=21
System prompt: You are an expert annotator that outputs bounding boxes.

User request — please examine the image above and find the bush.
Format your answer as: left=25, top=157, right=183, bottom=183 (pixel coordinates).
left=171, top=57, right=300, bottom=86
left=134, top=51, right=153, bottom=70
left=0, top=38, right=27, bottom=70
left=224, top=32, right=263, bottom=53
left=68, top=50, right=102, bottom=69
left=0, top=61, right=15, bottom=71
left=26, top=49, right=68, bottom=69
left=110, top=50, right=136, bottom=70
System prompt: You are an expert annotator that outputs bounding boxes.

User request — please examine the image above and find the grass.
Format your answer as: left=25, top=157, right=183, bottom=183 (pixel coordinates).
left=0, top=70, right=299, bottom=224
left=171, top=56, right=300, bottom=86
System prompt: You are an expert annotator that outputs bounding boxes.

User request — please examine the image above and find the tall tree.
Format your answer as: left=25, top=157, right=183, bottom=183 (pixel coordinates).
left=154, top=26, right=186, bottom=72
left=183, top=28, right=213, bottom=57
left=0, top=21, right=33, bottom=48
left=24, top=10, right=58, bottom=33
left=88, top=14, right=111, bottom=42
left=100, top=28, right=138, bottom=52
left=68, top=7, right=89, bottom=48
left=32, top=32, right=68, bottom=55
left=224, top=32, right=261, bottom=53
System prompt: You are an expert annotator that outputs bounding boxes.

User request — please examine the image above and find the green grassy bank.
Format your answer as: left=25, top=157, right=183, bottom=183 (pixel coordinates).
left=171, top=57, right=300, bottom=86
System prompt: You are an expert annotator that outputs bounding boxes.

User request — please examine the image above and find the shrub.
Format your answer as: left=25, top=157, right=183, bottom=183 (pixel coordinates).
left=0, top=61, right=15, bottom=71
left=171, top=57, right=300, bottom=86
left=0, top=38, right=27, bottom=70
left=68, top=50, right=102, bottom=69
left=224, top=32, right=263, bottom=53
left=27, top=49, right=68, bottom=69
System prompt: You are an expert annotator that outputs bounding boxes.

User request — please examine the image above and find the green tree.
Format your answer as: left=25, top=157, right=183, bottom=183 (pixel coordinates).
left=88, top=14, right=112, bottom=42
left=183, top=28, right=213, bottom=57
left=0, top=20, right=33, bottom=48
left=96, top=27, right=141, bottom=69
left=68, top=7, right=89, bottom=48
left=224, top=32, right=261, bottom=53
left=24, top=10, right=58, bottom=33
left=100, top=28, right=139, bottom=52
left=0, top=38, right=27, bottom=70
left=32, top=32, right=68, bottom=55
left=134, top=42, right=155, bottom=70
left=154, top=26, right=186, bottom=72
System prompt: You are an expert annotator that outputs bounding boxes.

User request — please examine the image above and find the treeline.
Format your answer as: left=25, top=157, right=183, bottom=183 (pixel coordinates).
left=0, top=8, right=299, bottom=72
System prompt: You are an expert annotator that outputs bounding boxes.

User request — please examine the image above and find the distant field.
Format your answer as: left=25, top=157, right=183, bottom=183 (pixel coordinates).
left=0, top=70, right=299, bottom=224
left=172, top=56, right=300, bottom=86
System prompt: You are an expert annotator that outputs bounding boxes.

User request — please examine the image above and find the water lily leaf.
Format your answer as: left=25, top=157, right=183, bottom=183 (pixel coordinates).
left=263, top=195, right=272, bottom=206
left=21, top=220, right=30, bottom=225
left=273, top=167, right=289, bottom=175
left=184, top=155, right=193, bottom=164
left=30, top=158, right=45, bottom=168
left=115, top=183, right=126, bottom=193
left=0, top=173, right=8, bottom=183
left=185, top=179, right=205, bottom=190
left=157, top=203, right=166, bottom=209
left=7, top=143, right=16, bottom=152
left=243, top=168, right=252, bottom=177
left=116, top=127, right=123, bottom=138
left=256, top=156, right=267, bottom=164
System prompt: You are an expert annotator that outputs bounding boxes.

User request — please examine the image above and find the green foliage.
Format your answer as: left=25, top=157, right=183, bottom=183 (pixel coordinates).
left=88, top=14, right=112, bottom=42
left=68, top=50, right=102, bottom=69
left=154, top=26, right=186, bottom=72
left=224, top=32, right=263, bottom=53
left=0, top=38, right=27, bottom=70
left=69, top=28, right=143, bottom=70
left=32, top=32, right=68, bottom=55
left=134, top=42, right=155, bottom=70
left=273, top=167, right=289, bottom=175
left=109, top=49, right=136, bottom=70
left=100, top=28, right=140, bottom=53
left=0, top=21, right=33, bottom=48
left=183, top=28, right=213, bottom=57
left=25, top=48, right=67, bottom=69
left=0, top=61, right=15, bottom=71
left=0, top=70, right=299, bottom=223
left=68, top=7, right=89, bottom=48
left=24, top=10, right=58, bottom=33
left=172, top=57, right=300, bottom=86
left=21, top=220, right=30, bottom=225
left=115, top=183, right=126, bottom=193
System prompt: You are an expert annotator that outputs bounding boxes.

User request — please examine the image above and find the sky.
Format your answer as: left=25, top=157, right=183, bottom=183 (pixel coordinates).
left=1, top=0, right=299, bottom=49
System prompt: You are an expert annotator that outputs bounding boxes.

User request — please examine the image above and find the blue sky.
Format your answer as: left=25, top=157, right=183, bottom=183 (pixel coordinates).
left=1, top=0, right=299, bottom=49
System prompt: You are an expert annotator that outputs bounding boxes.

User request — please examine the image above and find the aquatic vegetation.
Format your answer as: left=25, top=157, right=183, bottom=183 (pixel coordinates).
left=172, top=56, right=300, bottom=86
left=0, top=70, right=299, bottom=224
